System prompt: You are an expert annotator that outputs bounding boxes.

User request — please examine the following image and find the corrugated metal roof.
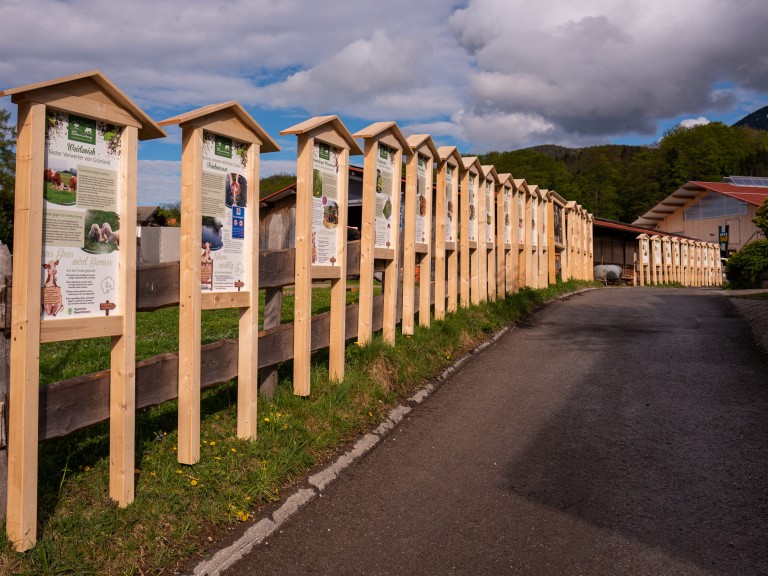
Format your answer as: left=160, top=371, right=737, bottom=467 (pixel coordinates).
left=633, top=180, right=768, bottom=227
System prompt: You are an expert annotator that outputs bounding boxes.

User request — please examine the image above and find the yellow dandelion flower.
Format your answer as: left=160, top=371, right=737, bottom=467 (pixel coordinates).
left=263, top=418, right=270, bottom=423
left=237, top=510, right=249, bottom=522
left=214, top=456, right=222, bottom=461
left=176, top=470, right=183, bottom=474
left=85, top=466, right=91, bottom=472
left=191, top=479, right=198, bottom=487
left=231, top=448, right=237, bottom=453
left=209, top=441, right=216, bottom=446
left=150, top=471, right=157, bottom=477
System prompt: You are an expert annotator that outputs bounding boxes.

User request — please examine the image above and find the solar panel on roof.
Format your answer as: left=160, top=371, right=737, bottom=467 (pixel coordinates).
left=722, top=176, right=768, bottom=187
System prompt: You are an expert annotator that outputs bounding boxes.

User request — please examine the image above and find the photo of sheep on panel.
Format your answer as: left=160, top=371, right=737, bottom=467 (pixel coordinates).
left=83, top=210, right=120, bottom=253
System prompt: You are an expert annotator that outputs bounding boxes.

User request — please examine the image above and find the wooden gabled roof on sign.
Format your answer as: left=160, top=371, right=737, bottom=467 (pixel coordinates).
left=405, top=134, right=439, bottom=160
left=281, top=115, right=362, bottom=155
left=512, top=178, right=527, bottom=191
left=461, top=156, right=482, bottom=174
left=0, top=70, right=165, bottom=141
left=480, top=164, right=500, bottom=184
left=158, top=101, right=280, bottom=153
left=497, top=173, right=512, bottom=187
left=353, top=121, right=412, bottom=155
left=437, top=145, right=462, bottom=167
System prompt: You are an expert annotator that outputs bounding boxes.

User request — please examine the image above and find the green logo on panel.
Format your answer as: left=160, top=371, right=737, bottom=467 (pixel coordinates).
left=418, top=155, right=427, bottom=168
left=67, top=115, right=96, bottom=145
left=379, top=146, right=390, bottom=160
left=319, top=143, right=331, bottom=161
left=215, top=136, right=233, bottom=158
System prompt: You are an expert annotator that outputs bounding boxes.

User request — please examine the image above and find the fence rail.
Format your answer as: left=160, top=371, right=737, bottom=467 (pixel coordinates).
left=3, top=241, right=394, bottom=443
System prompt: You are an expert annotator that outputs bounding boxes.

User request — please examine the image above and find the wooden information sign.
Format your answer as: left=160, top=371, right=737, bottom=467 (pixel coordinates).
left=436, top=147, right=462, bottom=316
left=550, top=191, right=567, bottom=285
left=281, top=116, right=361, bottom=394
left=637, top=234, right=650, bottom=286
left=496, top=173, right=513, bottom=296
left=515, top=180, right=527, bottom=289
left=481, top=165, right=499, bottom=301
left=403, top=134, right=438, bottom=333
left=352, top=122, right=410, bottom=345
left=526, top=184, right=540, bottom=288
left=651, top=235, right=663, bottom=284
left=159, top=102, right=279, bottom=464
left=460, top=157, right=482, bottom=306
left=1, top=71, right=165, bottom=550
left=537, top=189, right=550, bottom=288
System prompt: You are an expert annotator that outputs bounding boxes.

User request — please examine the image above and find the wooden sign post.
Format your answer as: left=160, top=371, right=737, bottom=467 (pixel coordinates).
left=460, top=157, right=482, bottom=306
left=496, top=174, right=513, bottom=296
left=403, top=135, right=438, bottom=333
left=481, top=165, right=499, bottom=301
left=671, top=237, right=681, bottom=283
left=159, top=103, right=279, bottom=464
left=436, top=147, right=462, bottom=316
left=694, top=241, right=702, bottom=287
left=662, top=236, right=672, bottom=284
left=587, top=213, right=594, bottom=277
left=538, top=189, right=550, bottom=288
left=681, top=239, right=690, bottom=286
left=515, top=180, right=527, bottom=289
left=353, top=123, right=410, bottom=345
left=637, top=234, right=650, bottom=286
left=651, top=235, right=662, bottom=285
left=281, top=116, right=361, bottom=395
left=526, top=184, right=540, bottom=288
left=550, top=191, right=567, bottom=284
left=1, top=71, right=165, bottom=550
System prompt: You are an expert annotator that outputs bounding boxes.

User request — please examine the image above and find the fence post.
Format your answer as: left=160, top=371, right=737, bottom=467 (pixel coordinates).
left=0, top=241, right=10, bottom=520
left=259, top=287, right=283, bottom=399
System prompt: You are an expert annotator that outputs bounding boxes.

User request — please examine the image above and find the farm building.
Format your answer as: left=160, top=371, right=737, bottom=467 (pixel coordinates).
left=592, top=217, right=693, bottom=273
left=632, top=178, right=768, bottom=254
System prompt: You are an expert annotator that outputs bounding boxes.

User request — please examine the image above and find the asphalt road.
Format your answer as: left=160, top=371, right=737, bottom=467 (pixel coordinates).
left=225, top=288, right=768, bottom=576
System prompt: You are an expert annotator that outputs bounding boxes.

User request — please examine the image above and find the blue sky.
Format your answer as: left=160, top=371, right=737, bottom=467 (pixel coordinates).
left=2, top=0, right=768, bottom=205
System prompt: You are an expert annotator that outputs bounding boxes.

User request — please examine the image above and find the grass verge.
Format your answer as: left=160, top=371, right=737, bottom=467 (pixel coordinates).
left=1, top=280, right=595, bottom=575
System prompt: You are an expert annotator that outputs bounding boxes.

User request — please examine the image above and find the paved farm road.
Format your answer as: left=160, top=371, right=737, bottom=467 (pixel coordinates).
left=225, top=288, right=768, bottom=576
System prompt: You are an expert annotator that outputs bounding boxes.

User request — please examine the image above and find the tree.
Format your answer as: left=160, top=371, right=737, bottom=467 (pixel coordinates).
left=754, top=198, right=768, bottom=237
left=0, top=108, right=15, bottom=249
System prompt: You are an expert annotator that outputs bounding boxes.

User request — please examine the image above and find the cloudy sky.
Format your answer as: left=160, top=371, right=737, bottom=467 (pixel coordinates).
left=2, top=0, right=768, bottom=204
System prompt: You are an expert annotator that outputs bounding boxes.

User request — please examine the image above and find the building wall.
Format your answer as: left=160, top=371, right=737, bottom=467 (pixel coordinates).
left=652, top=190, right=763, bottom=252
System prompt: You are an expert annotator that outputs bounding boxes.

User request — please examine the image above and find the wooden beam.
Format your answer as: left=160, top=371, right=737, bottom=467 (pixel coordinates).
left=6, top=101, right=45, bottom=551
left=177, top=126, right=203, bottom=465
left=110, top=125, right=138, bottom=506
left=40, top=316, right=124, bottom=343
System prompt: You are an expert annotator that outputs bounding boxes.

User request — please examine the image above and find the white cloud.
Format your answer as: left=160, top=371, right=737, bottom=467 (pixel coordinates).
left=2, top=0, right=768, bottom=159
left=679, top=117, right=711, bottom=128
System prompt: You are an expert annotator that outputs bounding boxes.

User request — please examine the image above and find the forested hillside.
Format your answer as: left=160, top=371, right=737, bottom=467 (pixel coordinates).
left=479, top=122, right=768, bottom=222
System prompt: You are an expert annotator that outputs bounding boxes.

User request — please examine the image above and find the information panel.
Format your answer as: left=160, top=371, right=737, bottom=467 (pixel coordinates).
left=468, top=173, right=477, bottom=242
left=518, top=195, right=524, bottom=245
left=445, top=165, right=455, bottom=243
left=504, top=186, right=511, bottom=244
left=415, top=154, right=428, bottom=244
left=311, top=141, right=341, bottom=265
left=531, top=197, right=538, bottom=247
left=374, top=144, right=396, bottom=249
left=654, top=239, right=662, bottom=266
left=201, top=131, right=249, bottom=290
left=642, top=238, right=649, bottom=265
left=42, top=111, right=121, bottom=319
left=485, top=180, right=493, bottom=244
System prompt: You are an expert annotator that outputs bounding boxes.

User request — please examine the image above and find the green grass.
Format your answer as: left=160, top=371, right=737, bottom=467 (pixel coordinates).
left=735, top=291, right=768, bottom=299
left=2, top=279, right=594, bottom=575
